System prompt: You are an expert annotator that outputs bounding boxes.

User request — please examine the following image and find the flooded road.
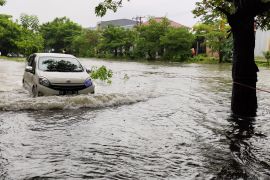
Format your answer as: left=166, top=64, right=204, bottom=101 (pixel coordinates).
left=0, top=58, right=269, bottom=179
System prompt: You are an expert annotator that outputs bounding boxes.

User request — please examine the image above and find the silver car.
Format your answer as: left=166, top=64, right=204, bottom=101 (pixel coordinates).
left=23, top=53, right=95, bottom=97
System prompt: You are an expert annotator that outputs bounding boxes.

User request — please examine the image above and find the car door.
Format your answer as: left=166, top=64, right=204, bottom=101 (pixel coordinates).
left=24, top=54, right=36, bottom=89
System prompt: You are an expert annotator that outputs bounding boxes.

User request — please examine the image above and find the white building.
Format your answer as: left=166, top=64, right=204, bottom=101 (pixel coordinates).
left=255, top=30, right=270, bottom=56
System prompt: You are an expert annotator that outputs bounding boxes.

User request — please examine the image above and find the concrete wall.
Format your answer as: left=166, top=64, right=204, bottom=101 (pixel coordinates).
left=255, top=30, right=270, bottom=56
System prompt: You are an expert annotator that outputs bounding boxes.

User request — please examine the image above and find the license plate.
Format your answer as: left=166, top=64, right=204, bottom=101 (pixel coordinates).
left=59, top=91, right=78, bottom=95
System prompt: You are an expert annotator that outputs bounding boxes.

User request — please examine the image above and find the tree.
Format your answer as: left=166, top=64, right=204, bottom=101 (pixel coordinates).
left=135, top=18, right=170, bottom=60
left=0, top=0, right=5, bottom=6
left=193, top=0, right=270, bottom=117
left=263, top=51, right=270, bottom=66
left=16, top=28, right=44, bottom=56
left=95, top=0, right=129, bottom=17
left=0, top=14, right=44, bottom=56
left=121, top=28, right=137, bottom=57
left=193, top=20, right=233, bottom=63
left=17, top=14, right=44, bottom=56
left=160, top=27, right=194, bottom=61
left=72, top=29, right=100, bottom=57
left=95, top=0, right=270, bottom=117
left=0, top=14, right=21, bottom=56
left=20, top=13, right=39, bottom=32
left=98, top=25, right=128, bottom=57
left=40, top=17, right=82, bottom=53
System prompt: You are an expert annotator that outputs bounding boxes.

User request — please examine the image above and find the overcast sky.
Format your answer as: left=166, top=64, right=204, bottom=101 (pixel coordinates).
left=1, top=0, right=201, bottom=28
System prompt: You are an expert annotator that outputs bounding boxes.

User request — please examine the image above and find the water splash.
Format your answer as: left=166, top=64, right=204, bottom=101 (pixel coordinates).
left=0, top=90, right=155, bottom=111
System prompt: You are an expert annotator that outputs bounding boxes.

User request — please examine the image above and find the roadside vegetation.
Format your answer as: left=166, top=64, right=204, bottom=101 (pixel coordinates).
left=0, top=12, right=236, bottom=64
left=3, top=12, right=270, bottom=70
left=0, top=11, right=267, bottom=68
left=255, top=53, right=270, bottom=67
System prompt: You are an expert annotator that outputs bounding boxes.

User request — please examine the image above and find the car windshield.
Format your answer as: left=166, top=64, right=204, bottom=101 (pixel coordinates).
left=38, top=57, right=84, bottom=72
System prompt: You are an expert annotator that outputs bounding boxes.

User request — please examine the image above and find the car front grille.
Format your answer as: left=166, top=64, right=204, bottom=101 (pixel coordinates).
left=49, top=84, right=87, bottom=91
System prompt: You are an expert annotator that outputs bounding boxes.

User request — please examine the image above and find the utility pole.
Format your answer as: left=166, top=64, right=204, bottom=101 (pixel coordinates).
left=132, top=16, right=145, bottom=26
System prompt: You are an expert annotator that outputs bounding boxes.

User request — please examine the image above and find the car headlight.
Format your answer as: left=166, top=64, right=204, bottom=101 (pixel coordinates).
left=39, top=77, right=50, bottom=87
left=84, top=78, right=92, bottom=87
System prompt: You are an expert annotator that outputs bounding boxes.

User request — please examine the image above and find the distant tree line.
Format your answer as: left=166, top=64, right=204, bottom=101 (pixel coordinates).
left=0, top=13, right=232, bottom=62
left=0, top=14, right=44, bottom=56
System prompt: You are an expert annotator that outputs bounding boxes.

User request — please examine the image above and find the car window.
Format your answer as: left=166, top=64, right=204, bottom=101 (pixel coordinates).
left=38, top=57, right=84, bottom=72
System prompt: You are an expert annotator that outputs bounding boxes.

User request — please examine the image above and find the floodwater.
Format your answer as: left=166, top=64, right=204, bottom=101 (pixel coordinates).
left=0, top=58, right=269, bottom=179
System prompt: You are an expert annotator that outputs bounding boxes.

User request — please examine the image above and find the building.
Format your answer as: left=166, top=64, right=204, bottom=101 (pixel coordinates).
left=255, top=30, right=270, bottom=56
left=97, top=19, right=138, bottom=29
left=143, top=17, right=189, bottom=29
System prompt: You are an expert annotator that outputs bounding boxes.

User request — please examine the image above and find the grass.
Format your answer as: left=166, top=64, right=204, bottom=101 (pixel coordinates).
left=188, top=55, right=270, bottom=68
left=0, top=56, right=26, bottom=62
left=188, top=55, right=223, bottom=64
left=255, top=56, right=270, bottom=68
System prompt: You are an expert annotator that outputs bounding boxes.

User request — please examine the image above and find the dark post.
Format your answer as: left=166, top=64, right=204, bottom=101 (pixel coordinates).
left=229, top=15, right=258, bottom=117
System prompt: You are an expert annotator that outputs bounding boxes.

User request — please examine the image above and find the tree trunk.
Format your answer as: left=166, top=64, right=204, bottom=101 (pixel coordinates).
left=114, top=48, right=117, bottom=57
left=230, top=16, right=258, bottom=117
left=218, top=38, right=223, bottom=63
left=148, top=50, right=154, bottom=60
left=219, top=49, right=223, bottom=63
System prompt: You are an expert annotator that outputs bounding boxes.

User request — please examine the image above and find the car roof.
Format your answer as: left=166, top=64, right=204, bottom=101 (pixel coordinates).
left=34, top=53, right=76, bottom=58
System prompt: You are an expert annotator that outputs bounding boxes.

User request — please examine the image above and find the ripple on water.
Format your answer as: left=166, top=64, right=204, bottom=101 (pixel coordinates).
left=0, top=60, right=270, bottom=179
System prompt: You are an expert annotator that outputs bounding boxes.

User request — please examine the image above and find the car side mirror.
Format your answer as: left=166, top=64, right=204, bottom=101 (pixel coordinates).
left=25, top=66, right=33, bottom=73
left=86, top=68, right=91, bottom=74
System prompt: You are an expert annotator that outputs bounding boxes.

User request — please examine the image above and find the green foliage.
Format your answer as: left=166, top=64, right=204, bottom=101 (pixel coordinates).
left=90, top=65, right=113, bottom=84
left=20, top=14, right=39, bottom=32
left=160, top=27, right=194, bottom=61
left=134, top=18, right=170, bottom=60
left=122, top=28, right=137, bottom=57
left=97, top=25, right=136, bottom=58
left=221, top=36, right=233, bottom=62
left=72, top=18, right=193, bottom=61
left=95, top=0, right=270, bottom=30
left=188, top=54, right=218, bottom=64
left=95, top=0, right=130, bottom=17
left=193, top=0, right=270, bottom=30
left=193, top=19, right=233, bottom=62
left=16, top=29, right=44, bottom=56
left=93, top=17, right=194, bottom=61
left=263, top=51, right=270, bottom=66
left=40, top=17, right=82, bottom=53
left=0, top=0, right=5, bottom=6
left=0, top=14, right=44, bottom=56
left=0, top=15, right=22, bottom=56
left=72, top=29, right=100, bottom=57
left=263, top=51, right=270, bottom=60
left=17, top=14, right=44, bottom=56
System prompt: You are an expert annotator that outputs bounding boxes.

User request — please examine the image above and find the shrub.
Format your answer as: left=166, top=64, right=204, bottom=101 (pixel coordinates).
left=90, top=65, right=113, bottom=84
left=263, top=51, right=270, bottom=66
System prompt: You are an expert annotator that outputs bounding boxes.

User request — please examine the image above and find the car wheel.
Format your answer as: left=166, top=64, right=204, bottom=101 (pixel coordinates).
left=32, top=86, right=38, bottom=98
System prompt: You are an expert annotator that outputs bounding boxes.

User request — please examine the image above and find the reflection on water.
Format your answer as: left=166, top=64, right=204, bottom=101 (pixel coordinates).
left=217, top=117, right=258, bottom=179
left=0, top=58, right=269, bottom=179
left=218, top=116, right=270, bottom=179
